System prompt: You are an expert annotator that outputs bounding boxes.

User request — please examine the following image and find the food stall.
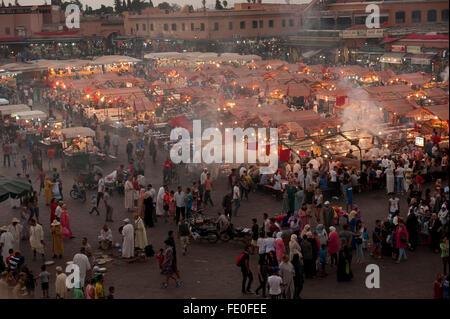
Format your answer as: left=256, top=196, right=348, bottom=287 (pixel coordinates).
left=11, top=110, right=48, bottom=143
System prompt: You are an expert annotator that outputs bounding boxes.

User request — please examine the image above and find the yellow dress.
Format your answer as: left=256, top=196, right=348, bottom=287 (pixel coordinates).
left=51, top=224, right=64, bottom=255
left=44, top=179, right=53, bottom=205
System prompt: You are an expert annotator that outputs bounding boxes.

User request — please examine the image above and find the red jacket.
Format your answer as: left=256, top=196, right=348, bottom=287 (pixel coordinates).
left=395, top=226, right=409, bottom=249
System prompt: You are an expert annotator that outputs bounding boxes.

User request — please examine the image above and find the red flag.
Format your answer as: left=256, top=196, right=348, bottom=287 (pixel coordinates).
left=93, top=95, right=98, bottom=104
left=117, top=97, right=123, bottom=103
left=382, top=21, right=388, bottom=26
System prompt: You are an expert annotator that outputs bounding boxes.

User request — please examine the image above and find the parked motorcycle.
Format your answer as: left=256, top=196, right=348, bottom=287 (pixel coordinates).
left=69, top=183, right=87, bottom=202
left=190, top=223, right=219, bottom=244
left=219, top=224, right=252, bottom=242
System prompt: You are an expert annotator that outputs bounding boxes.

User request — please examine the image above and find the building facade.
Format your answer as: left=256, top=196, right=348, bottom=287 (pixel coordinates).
left=123, top=3, right=303, bottom=40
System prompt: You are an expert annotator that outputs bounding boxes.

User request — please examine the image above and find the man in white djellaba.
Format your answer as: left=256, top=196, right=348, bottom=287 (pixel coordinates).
left=0, top=226, right=14, bottom=263
left=121, top=218, right=135, bottom=259
left=73, top=247, right=91, bottom=286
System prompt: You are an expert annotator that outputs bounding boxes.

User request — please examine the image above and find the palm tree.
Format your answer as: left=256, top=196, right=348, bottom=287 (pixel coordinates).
left=202, top=0, right=206, bottom=11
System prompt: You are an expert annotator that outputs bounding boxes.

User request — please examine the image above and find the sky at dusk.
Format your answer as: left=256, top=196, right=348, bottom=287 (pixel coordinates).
left=4, top=0, right=311, bottom=10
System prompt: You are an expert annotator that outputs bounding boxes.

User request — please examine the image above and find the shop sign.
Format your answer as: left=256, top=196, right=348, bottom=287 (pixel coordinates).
left=407, top=46, right=421, bottom=54
left=391, top=45, right=406, bottom=52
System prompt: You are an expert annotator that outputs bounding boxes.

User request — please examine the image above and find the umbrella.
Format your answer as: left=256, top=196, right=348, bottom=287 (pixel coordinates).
left=0, top=177, right=32, bottom=203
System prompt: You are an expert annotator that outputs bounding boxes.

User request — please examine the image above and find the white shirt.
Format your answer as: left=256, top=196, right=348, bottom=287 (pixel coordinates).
left=174, top=191, right=186, bottom=207
left=256, top=238, right=266, bottom=254
left=55, top=206, right=63, bottom=218
left=233, top=185, right=240, bottom=200
left=200, top=171, right=207, bottom=185
left=389, top=197, right=399, bottom=212
left=293, top=163, right=301, bottom=175
left=268, top=275, right=283, bottom=295
left=98, top=178, right=105, bottom=193
left=307, top=158, right=320, bottom=171
left=239, top=167, right=247, bottom=178
left=264, top=237, right=276, bottom=253
left=396, top=167, right=405, bottom=178
left=112, top=134, right=120, bottom=146
left=330, top=170, right=337, bottom=182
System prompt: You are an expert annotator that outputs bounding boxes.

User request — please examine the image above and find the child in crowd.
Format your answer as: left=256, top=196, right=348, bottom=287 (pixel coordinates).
left=362, top=227, right=369, bottom=250
left=318, top=244, right=327, bottom=277
left=156, top=248, right=164, bottom=273
left=107, top=286, right=115, bottom=299
left=38, top=265, right=50, bottom=298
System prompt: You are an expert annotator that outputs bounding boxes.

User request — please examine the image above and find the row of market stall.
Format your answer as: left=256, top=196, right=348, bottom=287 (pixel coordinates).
left=1, top=53, right=448, bottom=171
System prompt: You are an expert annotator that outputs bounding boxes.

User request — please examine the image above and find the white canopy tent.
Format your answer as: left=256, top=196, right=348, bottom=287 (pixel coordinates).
left=60, top=127, right=96, bottom=139
left=0, top=104, right=31, bottom=115
left=11, top=110, right=48, bottom=120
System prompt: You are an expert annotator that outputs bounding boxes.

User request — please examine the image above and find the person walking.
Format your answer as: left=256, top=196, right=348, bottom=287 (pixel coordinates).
left=395, top=222, right=409, bottom=264
left=3, top=141, right=11, bottom=167
left=255, top=254, right=268, bottom=298
left=238, top=245, right=253, bottom=295
left=279, top=254, right=295, bottom=299
left=233, top=182, right=241, bottom=217
left=177, top=216, right=191, bottom=255
left=174, top=186, right=186, bottom=225
left=51, top=220, right=63, bottom=259
left=55, top=266, right=67, bottom=299
left=29, top=219, right=45, bottom=262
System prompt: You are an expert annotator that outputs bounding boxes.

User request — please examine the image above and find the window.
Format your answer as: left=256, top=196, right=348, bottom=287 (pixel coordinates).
left=182, top=23, right=185, bottom=31
left=164, top=24, right=168, bottom=31
left=354, top=16, right=366, bottom=25
left=214, top=22, right=219, bottom=31
left=5, top=27, right=10, bottom=35
left=252, top=20, right=257, bottom=29
left=130, top=28, right=133, bottom=34
left=269, top=20, right=274, bottom=28
left=150, top=24, right=154, bottom=31
left=411, top=10, right=421, bottom=23
left=282, top=19, right=286, bottom=27
left=259, top=20, right=263, bottom=28
left=289, top=19, right=294, bottom=27
left=171, top=23, right=176, bottom=31
left=142, top=24, right=146, bottom=31
left=228, top=21, right=233, bottom=30
left=240, top=21, right=245, bottom=29
left=200, top=23, right=205, bottom=31
left=136, top=24, right=139, bottom=31
left=395, top=11, right=405, bottom=23
left=191, top=23, right=194, bottom=31
left=380, top=16, right=388, bottom=24
left=442, top=9, right=449, bottom=21
left=427, top=9, right=437, bottom=22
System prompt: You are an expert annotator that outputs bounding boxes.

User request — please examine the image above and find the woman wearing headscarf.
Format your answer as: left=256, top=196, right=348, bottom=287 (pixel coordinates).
left=298, top=203, right=311, bottom=229
left=51, top=219, right=64, bottom=259
left=294, top=186, right=304, bottom=214
left=59, top=205, right=73, bottom=239
left=306, top=231, right=318, bottom=278
left=300, top=224, right=311, bottom=240
left=155, top=186, right=165, bottom=219
left=20, top=206, right=30, bottom=240
left=289, top=234, right=302, bottom=261
left=285, top=181, right=297, bottom=216
left=328, top=226, right=339, bottom=266
left=316, top=224, right=328, bottom=248
left=275, top=232, right=285, bottom=262
left=124, top=176, right=134, bottom=213
left=137, top=187, right=146, bottom=219
left=292, top=253, right=304, bottom=299
left=337, top=238, right=353, bottom=282
left=44, top=178, right=53, bottom=205
left=143, top=185, right=154, bottom=228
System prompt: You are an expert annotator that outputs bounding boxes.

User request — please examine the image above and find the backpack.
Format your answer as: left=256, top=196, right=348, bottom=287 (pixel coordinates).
left=236, top=253, right=245, bottom=267
left=400, top=232, right=407, bottom=244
